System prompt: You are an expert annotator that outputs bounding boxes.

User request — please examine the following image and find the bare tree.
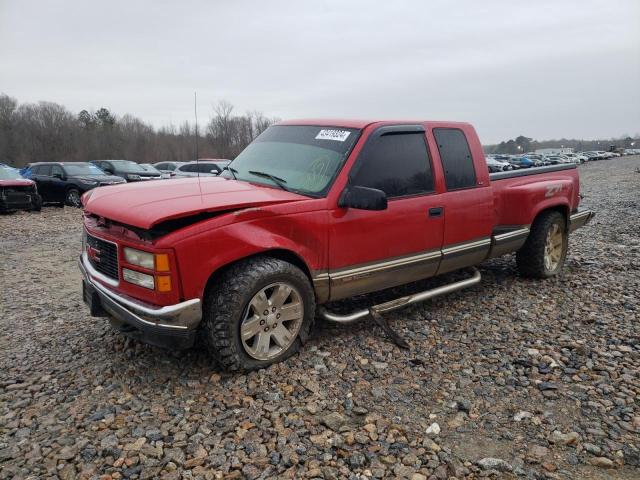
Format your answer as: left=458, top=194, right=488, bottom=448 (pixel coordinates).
left=0, top=93, right=282, bottom=167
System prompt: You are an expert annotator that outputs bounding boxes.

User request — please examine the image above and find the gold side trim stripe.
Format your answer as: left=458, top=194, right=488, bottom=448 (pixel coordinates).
left=493, top=228, right=530, bottom=242
left=441, top=238, right=491, bottom=256
left=331, top=250, right=442, bottom=280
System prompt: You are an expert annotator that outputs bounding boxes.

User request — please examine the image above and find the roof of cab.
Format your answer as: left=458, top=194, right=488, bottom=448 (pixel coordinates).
left=276, top=119, right=473, bottom=130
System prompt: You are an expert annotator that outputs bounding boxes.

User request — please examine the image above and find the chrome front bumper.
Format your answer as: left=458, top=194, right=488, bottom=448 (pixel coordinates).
left=79, top=255, right=202, bottom=348
left=569, top=209, right=596, bottom=233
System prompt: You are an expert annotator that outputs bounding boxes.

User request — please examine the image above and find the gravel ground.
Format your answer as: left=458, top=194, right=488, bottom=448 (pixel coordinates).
left=1, top=157, right=638, bottom=480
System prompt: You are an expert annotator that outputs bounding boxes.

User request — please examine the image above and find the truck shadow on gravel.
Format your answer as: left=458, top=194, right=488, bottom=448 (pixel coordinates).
left=94, top=254, right=591, bottom=378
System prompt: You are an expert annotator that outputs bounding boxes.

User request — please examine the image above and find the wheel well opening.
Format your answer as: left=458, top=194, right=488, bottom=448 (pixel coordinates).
left=535, top=205, right=569, bottom=228
left=203, top=249, right=313, bottom=299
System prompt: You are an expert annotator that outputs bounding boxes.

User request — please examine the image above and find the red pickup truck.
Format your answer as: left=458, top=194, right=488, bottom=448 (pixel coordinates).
left=80, top=120, right=594, bottom=371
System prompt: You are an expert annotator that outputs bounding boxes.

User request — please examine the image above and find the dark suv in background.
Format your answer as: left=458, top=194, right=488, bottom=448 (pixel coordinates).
left=91, top=160, right=162, bottom=181
left=30, top=162, right=125, bottom=207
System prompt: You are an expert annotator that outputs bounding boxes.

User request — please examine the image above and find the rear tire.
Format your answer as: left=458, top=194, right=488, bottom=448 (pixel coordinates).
left=201, top=256, right=315, bottom=372
left=516, top=211, right=568, bottom=278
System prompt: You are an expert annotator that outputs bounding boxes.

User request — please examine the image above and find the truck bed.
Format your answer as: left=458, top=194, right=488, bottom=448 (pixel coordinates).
left=489, top=163, right=576, bottom=181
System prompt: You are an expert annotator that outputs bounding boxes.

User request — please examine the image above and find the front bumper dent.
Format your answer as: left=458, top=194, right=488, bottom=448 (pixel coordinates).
left=79, top=255, right=202, bottom=349
left=569, top=209, right=596, bottom=233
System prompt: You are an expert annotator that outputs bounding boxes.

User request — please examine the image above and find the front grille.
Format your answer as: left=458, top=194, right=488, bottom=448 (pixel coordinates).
left=4, top=185, right=34, bottom=193
left=86, top=232, right=119, bottom=280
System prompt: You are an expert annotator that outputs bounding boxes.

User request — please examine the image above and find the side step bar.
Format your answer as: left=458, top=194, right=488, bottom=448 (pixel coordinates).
left=320, top=267, right=481, bottom=324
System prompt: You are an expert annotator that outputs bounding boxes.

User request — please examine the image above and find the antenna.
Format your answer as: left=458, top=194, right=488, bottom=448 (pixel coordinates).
left=194, top=92, right=202, bottom=197
left=194, top=92, right=199, bottom=161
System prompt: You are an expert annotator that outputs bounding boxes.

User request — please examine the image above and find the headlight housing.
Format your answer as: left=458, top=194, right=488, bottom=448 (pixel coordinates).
left=124, top=247, right=155, bottom=269
left=79, top=179, right=99, bottom=186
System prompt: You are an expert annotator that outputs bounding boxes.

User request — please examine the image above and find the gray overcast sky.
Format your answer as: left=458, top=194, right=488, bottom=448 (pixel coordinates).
left=1, top=0, right=638, bottom=143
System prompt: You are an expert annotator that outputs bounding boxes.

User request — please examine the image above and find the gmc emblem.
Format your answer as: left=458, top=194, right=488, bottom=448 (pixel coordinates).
left=87, top=246, right=101, bottom=263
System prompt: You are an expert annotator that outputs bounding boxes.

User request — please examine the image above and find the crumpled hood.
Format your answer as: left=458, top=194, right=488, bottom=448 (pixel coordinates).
left=0, top=178, right=34, bottom=187
left=83, top=176, right=306, bottom=229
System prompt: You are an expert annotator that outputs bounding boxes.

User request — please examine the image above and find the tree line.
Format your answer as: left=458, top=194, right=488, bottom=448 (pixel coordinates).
left=0, top=94, right=278, bottom=168
left=485, top=134, right=639, bottom=154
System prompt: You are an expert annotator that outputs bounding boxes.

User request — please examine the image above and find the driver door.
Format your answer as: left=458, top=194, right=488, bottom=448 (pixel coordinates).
left=328, top=125, right=444, bottom=300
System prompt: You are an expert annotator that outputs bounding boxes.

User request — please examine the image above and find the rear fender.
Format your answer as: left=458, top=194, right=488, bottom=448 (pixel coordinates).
left=497, top=178, right=573, bottom=226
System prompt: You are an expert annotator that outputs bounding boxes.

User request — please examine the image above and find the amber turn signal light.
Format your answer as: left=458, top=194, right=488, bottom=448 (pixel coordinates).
left=156, top=275, right=172, bottom=292
left=155, top=254, right=170, bottom=272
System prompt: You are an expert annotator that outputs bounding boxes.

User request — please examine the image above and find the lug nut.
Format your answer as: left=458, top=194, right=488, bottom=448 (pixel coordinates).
left=272, top=307, right=276, bottom=312
left=264, top=327, right=269, bottom=332
left=276, top=313, right=281, bottom=319
left=273, top=323, right=277, bottom=328
left=260, top=320, right=265, bottom=325
left=263, top=310, right=269, bottom=316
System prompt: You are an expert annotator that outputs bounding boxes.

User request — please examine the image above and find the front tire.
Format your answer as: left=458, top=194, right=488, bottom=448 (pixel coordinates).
left=202, top=256, right=315, bottom=372
left=516, top=211, right=568, bottom=278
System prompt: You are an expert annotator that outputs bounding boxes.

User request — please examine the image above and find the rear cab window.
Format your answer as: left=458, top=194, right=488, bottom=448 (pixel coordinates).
left=433, top=128, right=477, bottom=190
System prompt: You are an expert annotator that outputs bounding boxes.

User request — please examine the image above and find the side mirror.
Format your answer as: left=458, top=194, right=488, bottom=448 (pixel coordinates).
left=338, top=185, right=387, bottom=211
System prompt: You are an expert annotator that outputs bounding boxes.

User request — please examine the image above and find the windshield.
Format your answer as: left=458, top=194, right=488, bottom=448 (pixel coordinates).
left=64, top=163, right=105, bottom=176
left=224, top=125, right=360, bottom=196
left=111, top=161, right=147, bottom=173
left=0, top=167, right=23, bottom=180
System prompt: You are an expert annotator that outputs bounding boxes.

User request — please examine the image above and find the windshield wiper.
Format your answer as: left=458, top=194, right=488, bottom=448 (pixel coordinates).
left=248, top=170, right=290, bottom=191
left=223, top=166, right=238, bottom=179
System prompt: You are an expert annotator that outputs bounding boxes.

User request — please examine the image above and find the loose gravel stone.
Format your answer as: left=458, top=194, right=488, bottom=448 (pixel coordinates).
left=1, top=157, right=639, bottom=478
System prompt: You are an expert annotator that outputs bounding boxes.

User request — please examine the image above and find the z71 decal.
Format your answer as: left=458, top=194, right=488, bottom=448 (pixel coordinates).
left=545, top=184, right=563, bottom=197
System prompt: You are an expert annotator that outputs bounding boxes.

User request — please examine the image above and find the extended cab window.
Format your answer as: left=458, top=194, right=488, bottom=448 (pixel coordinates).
left=433, top=128, right=477, bottom=190
left=351, top=132, right=434, bottom=198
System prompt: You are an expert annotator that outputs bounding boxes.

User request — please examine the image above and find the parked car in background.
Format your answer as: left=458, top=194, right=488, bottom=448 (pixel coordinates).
left=518, top=155, right=545, bottom=167
left=486, top=156, right=513, bottom=172
left=507, top=156, right=534, bottom=168
left=153, top=161, right=187, bottom=176
left=19, top=164, right=34, bottom=178
left=561, top=153, right=587, bottom=164
left=0, top=164, right=41, bottom=213
left=174, top=160, right=231, bottom=177
left=30, top=162, right=126, bottom=207
left=90, top=160, right=162, bottom=182
left=546, top=155, right=574, bottom=165
left=140, top=163, right=171, bottom=179
left=581, top=151, right=602, bottom=161
left=522, top=154, right=552, bottom=166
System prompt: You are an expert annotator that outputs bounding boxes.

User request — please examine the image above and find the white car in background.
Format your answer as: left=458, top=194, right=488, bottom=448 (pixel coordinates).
left=174, top=160, right=231, bottom=177
left=486, top=156, right=513, bottom=172
left=561, top=153, right=587, bottom=164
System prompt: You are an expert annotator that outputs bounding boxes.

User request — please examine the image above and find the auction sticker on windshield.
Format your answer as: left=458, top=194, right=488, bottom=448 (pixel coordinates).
left=315, top=129, right=351, bottom=142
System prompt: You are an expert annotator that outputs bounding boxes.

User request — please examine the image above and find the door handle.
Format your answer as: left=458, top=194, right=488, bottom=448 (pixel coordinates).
left=428, top=207, right=443, bottom=217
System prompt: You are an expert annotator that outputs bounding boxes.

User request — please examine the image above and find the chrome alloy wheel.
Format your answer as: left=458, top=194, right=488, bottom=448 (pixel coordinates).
left=544, top=223, right=563, bottom=271
left=66, top=189, right=81, bottom=207
left=240, top=282, right=304, bottom=361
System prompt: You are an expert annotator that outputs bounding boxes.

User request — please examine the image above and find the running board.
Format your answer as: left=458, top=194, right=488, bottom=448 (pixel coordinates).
left=320, top=267, right=481, bottom=324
